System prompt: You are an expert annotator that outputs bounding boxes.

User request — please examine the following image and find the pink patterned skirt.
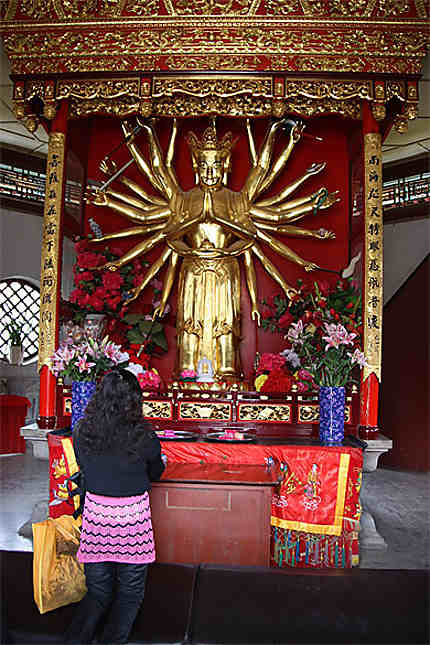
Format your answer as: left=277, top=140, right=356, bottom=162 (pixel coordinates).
left=77, top=491, right=155, bottom=565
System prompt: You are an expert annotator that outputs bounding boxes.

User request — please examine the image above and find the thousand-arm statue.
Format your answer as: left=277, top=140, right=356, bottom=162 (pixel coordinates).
left=87, top=117, right=338, bottom=381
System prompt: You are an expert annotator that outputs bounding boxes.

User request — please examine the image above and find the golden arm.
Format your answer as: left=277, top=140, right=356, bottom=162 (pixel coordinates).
left=244, top=120, right=283, bottom=202
left=100, top=231, right=166, bottom=271
left=256, top=223, right=336, bottom=239
left=246, top=119, right=257, bottom=167
left=250, top=188, right=339, bottom=224
left=165, top=119, right=180, bottom=189
left=276, top=225, right=335, bottom=239
left=121, top=121, right=165, bottom=195
left=89, top=223, right=165, bottom=244
left=152, top=251, right=179, bottom=318
left=243, top=250, right=261, bottom=325
left=99, top=158, right=166, bottom=206
left=256, top=122, right=305, bottom=196
left=277, top=189, right=340, bottom=223
left=120, top=176, right=167, bottom=206
left=126, top=247, right=172, bottom=304
left=106, top=187, right=164, bottom=213
left=139, top=121, right=178, bottom=199
left=256, top=229, right=319, bottom=272
left=251, top=244, right=297, bottom=300
left=256, top=162, right=326, bottom=208
left=90, top=190, right=170, bottom=224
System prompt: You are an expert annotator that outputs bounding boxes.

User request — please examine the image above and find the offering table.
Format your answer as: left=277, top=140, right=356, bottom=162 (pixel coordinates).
left=150, top=462, right=281, bottom=567
left=48, top=433, right=363, bottom=568
left=152, top=439, right=364, bottom=569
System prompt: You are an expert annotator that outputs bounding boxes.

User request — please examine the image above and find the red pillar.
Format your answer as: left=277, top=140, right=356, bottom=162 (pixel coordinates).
left=38, top=100, right=69, bottom=429
left=358, top=101, right=383, bottom=439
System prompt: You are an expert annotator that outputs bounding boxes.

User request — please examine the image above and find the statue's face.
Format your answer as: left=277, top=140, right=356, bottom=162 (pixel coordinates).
left=197, top=149, right=224, bottom=189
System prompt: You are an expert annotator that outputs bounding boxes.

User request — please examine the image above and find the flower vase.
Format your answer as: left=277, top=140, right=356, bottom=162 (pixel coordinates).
left=318, top=386, right=345, bottom=445
left=84, top=314, right=106, bottom=341
left=9, top=343, right=23, bottom=365
left=71, top=381, right=96, bottom=430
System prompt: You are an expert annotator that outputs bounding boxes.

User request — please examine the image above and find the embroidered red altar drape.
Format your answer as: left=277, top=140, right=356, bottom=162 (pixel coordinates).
left=160, top=442, right=363, bottom=568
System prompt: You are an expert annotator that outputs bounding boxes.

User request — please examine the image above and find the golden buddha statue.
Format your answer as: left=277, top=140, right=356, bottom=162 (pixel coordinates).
left=87, top=117, right=338, bottom=381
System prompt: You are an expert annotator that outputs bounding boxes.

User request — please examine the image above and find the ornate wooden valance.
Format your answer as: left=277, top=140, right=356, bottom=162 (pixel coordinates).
left=1, top=1, right=429, bottom=131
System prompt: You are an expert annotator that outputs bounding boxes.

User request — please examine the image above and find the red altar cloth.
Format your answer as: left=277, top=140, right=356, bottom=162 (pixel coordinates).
left=47, top=433, right=80, bottom=518
left=161, top=442, right=363, bottom=568
left=49, top=434, right=363, bottom=567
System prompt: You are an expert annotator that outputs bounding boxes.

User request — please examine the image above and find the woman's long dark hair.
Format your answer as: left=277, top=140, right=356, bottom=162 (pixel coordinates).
left=76, top=369, right=153, bottom=458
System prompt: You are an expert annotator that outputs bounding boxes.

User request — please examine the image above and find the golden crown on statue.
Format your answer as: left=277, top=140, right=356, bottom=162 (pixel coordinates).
left=187, top=121, right=237, bottom=169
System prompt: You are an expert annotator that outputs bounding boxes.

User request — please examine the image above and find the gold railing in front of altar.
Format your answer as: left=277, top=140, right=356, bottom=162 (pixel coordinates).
left=59, top=385, right=359, bottom=435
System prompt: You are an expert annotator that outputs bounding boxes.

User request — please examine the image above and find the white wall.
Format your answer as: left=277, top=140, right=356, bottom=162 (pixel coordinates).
left=0, top=207, right=76, bottom=296
left=0, top=208, right=76, bottom=418
left=0, top=209, right=42, bottom=279
left=383, top=219, right=430, bottom=304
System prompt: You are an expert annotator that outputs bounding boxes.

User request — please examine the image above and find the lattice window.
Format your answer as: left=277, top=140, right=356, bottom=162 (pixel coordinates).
left=0, top=278, right=40, bottom=365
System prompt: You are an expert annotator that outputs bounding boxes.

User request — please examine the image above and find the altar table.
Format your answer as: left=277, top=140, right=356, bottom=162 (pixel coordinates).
left=150, top=462, right=281, bottom=567
left=159, top=441, right=363, bottom=569
left=49, top=433, right=363, bottom=569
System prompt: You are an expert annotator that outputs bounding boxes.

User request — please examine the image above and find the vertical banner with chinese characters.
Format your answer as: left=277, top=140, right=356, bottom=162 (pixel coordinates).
left=38, top=132, right=65, bottom=372
left=363, top=133, right=383, bottom=383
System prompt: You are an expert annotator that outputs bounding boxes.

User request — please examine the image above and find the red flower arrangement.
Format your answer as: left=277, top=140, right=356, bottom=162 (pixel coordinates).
left=254, top=353, right=293, bottom=393
left=260, top=278, right=361, bottom=335
left=137, top=370, right=162, bottom=391
left=255, top=279, right=363, bottom=393
left=65, top=239, right=170, bottom=358
left=259, top=368, right=293, bottom=393
left=69, top=239, right=146, bottom=319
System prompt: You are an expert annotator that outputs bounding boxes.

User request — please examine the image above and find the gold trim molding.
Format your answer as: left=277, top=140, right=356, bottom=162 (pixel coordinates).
left=1, top=20, right=428, bottom=76
left=11, top=75, right=420, bottom=122
left=2, top=0, right=429, bottom=21
left=178, top=401, right=232, bottom=420
left=141, top=400, right=173, bottom=419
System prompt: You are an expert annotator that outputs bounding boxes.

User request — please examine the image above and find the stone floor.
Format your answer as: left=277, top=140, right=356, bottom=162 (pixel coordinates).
left=0, top=450, right=429, bottom=569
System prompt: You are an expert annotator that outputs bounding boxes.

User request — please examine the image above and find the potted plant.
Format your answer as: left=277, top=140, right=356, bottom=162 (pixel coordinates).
left=6, top=321, right=25, bottom=365
left=50, top=335, right=129, bottom=429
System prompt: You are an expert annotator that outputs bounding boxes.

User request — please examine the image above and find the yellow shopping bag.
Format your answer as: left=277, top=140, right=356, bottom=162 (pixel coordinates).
left=32, top=514, right=87, bottom=614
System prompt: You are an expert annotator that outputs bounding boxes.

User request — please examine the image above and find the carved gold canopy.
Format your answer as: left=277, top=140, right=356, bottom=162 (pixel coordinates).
left=1, top=0, right=429, bottom=128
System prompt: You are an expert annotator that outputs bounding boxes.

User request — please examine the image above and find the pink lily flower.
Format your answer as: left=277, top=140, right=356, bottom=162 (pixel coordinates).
left=77, top=356, right=96, bottom=373
left=287, top=320, right=305, bottom=345
left=349, top=349, right=369, bottom=368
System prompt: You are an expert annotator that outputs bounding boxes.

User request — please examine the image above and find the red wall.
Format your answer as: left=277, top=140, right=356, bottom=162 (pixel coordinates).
left=80, top=115, right=357, bottom=383
left=380, top=256, right=429, bottom=471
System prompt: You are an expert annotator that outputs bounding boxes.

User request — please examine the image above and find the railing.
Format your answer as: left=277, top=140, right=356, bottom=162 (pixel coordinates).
left=60, top=384, right=360, bottom=437
left=0, top=161, right=82, bottom=210
left=383, top=172, right=430, bottom=210
left=0, top=161, right=45, bottom=202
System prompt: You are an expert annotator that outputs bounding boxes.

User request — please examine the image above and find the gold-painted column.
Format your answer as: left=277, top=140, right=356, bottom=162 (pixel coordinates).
left=38, top=101, right=68, bottom=429
left=359, top=102, right=383, bottom=438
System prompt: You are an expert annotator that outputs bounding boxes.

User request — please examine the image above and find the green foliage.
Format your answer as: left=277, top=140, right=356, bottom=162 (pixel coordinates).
left=5, top=321, right=24, bottom=346
left=122, top=314, right=168, bottom=355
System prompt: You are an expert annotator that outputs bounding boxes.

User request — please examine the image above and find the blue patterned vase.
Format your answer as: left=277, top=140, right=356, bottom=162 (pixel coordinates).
left=71, top=381, right=96, bottom=430
left=319, top=386, right=345, bottom=445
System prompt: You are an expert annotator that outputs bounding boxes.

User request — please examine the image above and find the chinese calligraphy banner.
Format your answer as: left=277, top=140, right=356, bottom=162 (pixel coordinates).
left=363, top=133, right=383, bottom=383
left=38, top=133, right=65, bottom=372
